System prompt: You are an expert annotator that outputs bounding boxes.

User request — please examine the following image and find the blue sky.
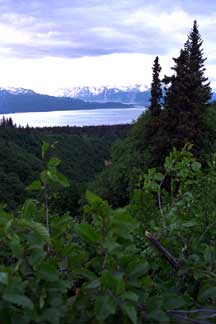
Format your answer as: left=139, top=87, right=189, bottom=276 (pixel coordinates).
left=0, top=0, right=215, bottom=93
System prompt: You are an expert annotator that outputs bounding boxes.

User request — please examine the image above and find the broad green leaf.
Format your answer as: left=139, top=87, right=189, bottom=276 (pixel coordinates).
left=19, top=219, right=50, bottom=243
left=182, top=220, right=198, bottom=228
left=32, top=221, right=51, bottom=243
left=101, top=270, right=114, bottom=290
left=22, top=199, right=37, bottom=218
left=10, top=234, right=23, bottom=257
left=86, top=190, right=104, bottom=205
left=54, top=172, right=70, bottom=187
left=48, top=157, right=61, bottom=168
left=27, top=180, right=42, bottom=191
left=101, top=270, right=125, bottom=294
left=3, top=293, right=34, bottom=310
left=29, top=248, right=45, bottom=266
left=112, top=209, right=137, bottom=226
left=128, top=261, right=149, bottom=277
left=85, top=279, right=101, bottom=289
left=37, top=262, right=59, bottom=282
left=191, top=161, right=201, bottom=172
left=121, top=292, right=138, bottom=303
left=120, top=302, right=137, bottom=324
left=95, top=295, right=117, bottom=321
left=75, top=223, right=101, bottom=243
left=0, top=272, right=8, bottom=285
left=0, top=210, right=13, bottom=226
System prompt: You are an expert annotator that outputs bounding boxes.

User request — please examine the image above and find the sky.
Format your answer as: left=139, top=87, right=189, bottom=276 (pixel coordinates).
left=0, top=0, right=215, bottom=94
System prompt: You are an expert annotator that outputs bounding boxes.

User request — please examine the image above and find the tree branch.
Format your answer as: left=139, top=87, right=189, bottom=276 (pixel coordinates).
left=145, top=231, right=181, bottom=271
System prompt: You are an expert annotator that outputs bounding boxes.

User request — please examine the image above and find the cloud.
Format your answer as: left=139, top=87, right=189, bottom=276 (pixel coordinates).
left=0, top=0, right=214, bottom=90
left=0, top=0, right=215, bottom=59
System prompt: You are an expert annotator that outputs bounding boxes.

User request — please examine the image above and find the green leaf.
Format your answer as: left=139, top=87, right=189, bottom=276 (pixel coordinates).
left=27, top=180, right=42, bottom=191
left=75, top=223, right=101, bottom=243
left=95, top=296, right=117, bottom=321
left=19, top=219, right=50, bottom=243
left=101, top=270, right=114, bottom=290
left=120, top=303, right=137, bottom=324
left=29, top=248, right=45, bottom=266
left=42, top=141, right=49, bottom=159
left=48, top=157, right=61, bottom=168
left=54, top=172, right=70, bottom=187
left=37, top=262, right=59, bottom=282
left=32, top=221, right=51, bottom=243
left=182, top=220, right=198, bottom=228
left=85, top=190, right=103, bottom=206
left=121, top=292, right=138, bottom=303
left=85, top=279, right=101, bottom=289
left=10, top=234, right=23, bottom=257
left=3, top=293, right=34, bottom=310
left=22, top=199, right=37, bottom=218
left=191, top=161, right=201, bottom=172
left=0, top=272, right=8, bottom=285
left=0, top=210, right=13, bottom=226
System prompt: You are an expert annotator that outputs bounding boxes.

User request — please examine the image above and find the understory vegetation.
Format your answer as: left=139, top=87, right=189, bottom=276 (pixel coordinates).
left=0, top=21, right=216, bottom=323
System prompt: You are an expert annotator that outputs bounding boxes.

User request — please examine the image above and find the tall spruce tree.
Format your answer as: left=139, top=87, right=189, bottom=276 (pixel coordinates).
left=162, top=20, right=211, bottom=151
left=188, top=20, right=211, bottom=118
left=149, top=56, right=162, bottom=116
left=133, top=56, right=164, bottom=168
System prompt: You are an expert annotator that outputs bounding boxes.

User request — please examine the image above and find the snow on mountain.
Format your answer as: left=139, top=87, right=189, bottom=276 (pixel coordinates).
left=0, top=87, right=36, bottom=95
left=55, top=85, right=150, bottom=98
left=53, top=85, right=151, bottom=106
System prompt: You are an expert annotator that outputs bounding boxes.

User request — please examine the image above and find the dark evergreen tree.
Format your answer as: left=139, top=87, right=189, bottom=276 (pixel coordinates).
left=132, top=56, right=164, bottom=169
left=149, top=56, right=162, bottom=116
left=162, top=20, right=211, bottom=152
left=188, top=20, right=212, bottom=121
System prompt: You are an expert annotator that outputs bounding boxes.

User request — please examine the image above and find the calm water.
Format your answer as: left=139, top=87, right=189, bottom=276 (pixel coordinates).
left=0, top=107, right=146, bottom=127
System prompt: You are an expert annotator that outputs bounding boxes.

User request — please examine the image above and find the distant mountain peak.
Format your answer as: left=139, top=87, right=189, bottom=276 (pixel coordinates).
left=0, top=87, right=36, bottom=95
left=54, top=85, right=151, bottom=105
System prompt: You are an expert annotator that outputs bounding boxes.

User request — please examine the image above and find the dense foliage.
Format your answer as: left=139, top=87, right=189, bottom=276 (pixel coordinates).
left=0, top=122, right=131, bottom=212
left=0, top=143, right=215, bottom=323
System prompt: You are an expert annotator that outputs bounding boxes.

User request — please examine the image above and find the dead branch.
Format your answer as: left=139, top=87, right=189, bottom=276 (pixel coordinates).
left=145, top=231, right=181, bottom=271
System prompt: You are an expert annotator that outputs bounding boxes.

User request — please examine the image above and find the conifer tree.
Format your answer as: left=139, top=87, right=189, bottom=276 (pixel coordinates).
left=188, top=20, right=211, bottom=118
left=149, top=56, right=162, bottom=116
left=133, top=56, right=164, bottom=168
left=162, top=20, right=211, bottom=151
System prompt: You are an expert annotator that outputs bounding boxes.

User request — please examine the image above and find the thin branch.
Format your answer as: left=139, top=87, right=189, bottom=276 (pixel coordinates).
left=157, top=171, right=168, bottom=227
left=168, top=309, right=216, bottom=314
left=145, top=231, right=181, bottom=271
left=168, top=313, right=212, bottom=324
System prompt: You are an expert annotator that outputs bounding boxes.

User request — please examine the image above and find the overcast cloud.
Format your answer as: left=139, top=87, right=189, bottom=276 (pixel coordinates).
left=0, top=0, right=215, bottom=92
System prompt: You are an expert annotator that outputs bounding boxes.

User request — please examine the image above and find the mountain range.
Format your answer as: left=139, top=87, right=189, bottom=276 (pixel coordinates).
left=0, top=85, right=215, bottom=114
left=0, top=87, right=134, bottom=114
left=54, top=85, right=151, bottom=105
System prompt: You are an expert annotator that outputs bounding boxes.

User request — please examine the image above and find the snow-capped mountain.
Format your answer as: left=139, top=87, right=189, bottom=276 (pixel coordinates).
left=0, top=87, right=35, bottom=95
left=0, top=87, right=133, bottom=114
left=54, top=85, right=151, bottom=106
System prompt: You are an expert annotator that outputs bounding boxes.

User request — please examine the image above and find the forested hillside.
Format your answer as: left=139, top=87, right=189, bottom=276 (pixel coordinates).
left=0, top=122, right=131, bottom=212
left=0, top=21, right=216, bottom=324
